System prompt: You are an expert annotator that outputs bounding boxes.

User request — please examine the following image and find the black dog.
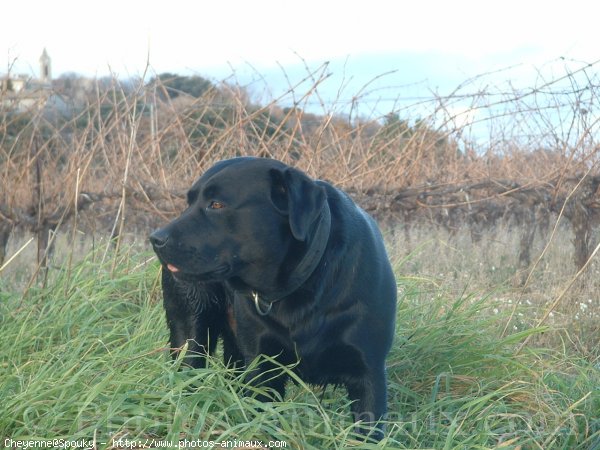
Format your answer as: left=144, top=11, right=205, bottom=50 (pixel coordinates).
left=150, top=157, right=396, bottom=439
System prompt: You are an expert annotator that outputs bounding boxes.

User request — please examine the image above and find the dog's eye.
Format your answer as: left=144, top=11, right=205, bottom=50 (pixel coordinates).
left=208, top=201, right=225, bottom=210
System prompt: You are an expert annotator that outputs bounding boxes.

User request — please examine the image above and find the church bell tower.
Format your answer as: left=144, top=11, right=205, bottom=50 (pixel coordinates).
left=39, top=48, right=52, bottom=84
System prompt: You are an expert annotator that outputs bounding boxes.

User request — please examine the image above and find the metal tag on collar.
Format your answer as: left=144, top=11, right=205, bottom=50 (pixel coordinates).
left=252, top=291, right=273, bottom=316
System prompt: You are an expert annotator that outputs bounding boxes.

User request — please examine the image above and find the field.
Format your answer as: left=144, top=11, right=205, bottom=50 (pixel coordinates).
left=1, top=62, right=599, bottom=449
left=0, top=240, right=598, bottom=449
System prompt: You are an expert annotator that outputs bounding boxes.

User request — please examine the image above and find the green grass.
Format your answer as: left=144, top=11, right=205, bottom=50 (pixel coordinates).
left=0, top=246, right=598, bottom=449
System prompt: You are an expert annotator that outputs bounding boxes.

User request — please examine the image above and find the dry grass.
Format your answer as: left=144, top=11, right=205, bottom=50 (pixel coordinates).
left=1, top=60, right=598, bottom=226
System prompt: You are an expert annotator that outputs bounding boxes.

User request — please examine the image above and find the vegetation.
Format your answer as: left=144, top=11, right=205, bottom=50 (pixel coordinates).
left=0, top=245, right=598, bottom=449
left=149, top=73, right=215, bottom=100
left=1, top=60, right=599, bottom=448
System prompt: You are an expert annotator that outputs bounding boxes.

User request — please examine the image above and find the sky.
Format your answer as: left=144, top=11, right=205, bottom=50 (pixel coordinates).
left=2, top=0, right=600, bottom=128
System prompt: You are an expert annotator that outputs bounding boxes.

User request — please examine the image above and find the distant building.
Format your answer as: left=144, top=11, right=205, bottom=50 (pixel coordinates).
left=40, top=48, right=52, bottom=84
left=0, top=74, right=28, bottom=94
left=1, top=48, right=69, bottom=117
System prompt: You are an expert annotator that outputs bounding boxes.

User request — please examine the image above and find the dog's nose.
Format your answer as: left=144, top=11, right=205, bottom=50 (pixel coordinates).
left=149, top=228, right=170, bottom=248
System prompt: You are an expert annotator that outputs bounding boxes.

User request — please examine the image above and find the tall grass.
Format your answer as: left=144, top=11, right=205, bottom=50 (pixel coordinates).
left=1, top=245, right=598, bottom=449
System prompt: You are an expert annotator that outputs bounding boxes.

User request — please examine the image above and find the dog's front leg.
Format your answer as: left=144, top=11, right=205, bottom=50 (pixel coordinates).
left=242, top=357, right=288, bottom=402
left=346, top=368, right=388, bottom=442
left=161, top=268, right=217, bottom=368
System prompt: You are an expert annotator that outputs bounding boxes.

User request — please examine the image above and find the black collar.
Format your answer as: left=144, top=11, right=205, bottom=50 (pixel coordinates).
left=242, top=202, right=331, bottom=316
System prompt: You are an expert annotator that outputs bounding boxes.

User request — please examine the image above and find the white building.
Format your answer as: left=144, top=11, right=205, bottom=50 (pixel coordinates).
left=0, top=49, right=66, bottom=114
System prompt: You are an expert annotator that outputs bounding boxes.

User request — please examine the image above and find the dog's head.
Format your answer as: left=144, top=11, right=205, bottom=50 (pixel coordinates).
left=150, top=157, right=327, bottom=288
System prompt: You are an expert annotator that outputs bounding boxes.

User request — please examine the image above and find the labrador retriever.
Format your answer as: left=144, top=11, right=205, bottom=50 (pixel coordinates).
left=149, top=157, right=396, bottom=439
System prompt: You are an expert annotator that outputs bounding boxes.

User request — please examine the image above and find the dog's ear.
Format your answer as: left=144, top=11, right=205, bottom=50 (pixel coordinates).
left=270, top=167, right=326, bottom=241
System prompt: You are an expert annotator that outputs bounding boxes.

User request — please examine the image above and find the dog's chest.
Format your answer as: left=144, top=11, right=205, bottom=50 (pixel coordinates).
left=289, top=315, right=327, bottom=348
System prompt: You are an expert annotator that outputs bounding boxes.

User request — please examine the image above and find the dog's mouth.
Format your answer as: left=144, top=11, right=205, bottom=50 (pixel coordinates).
left=164, top=262, right=231, bottom=281
left=166, top=263, right=181, bottom=273
left=150, top=234, right=233, bottom=281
